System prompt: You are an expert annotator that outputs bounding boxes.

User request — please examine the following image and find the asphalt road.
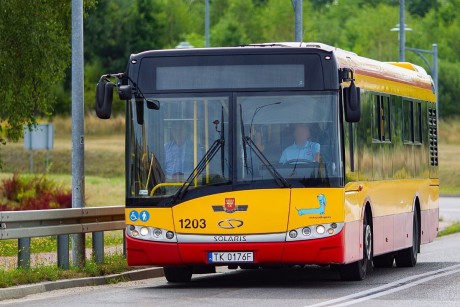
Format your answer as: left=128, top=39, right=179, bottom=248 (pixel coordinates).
left=2, top=198, right=460, bottom=307
left=439, top=196, right=460, bottom=224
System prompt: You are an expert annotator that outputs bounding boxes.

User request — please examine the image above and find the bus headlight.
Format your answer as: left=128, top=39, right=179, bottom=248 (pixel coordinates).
left=153, top=228, right=162, bottom=237
left=302, top=227, right=311, bottom=236
left=316, top=225, right=326, bottom=234
left=140, top=227, right=149, bottom=236
left=166, top=231, right=175, bottom=240
left=126, top=225, right=177, bottom=243
left=286, top=223, right=344, bottom=241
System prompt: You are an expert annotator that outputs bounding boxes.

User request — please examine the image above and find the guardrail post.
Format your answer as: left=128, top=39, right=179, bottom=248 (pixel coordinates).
left=92, top=231, right=104, bottom=264
left=123, top=229, right=126, bottom=257
left=18, top=237, right=31, bottom=269
left=57, top=234, right=70, bottom=269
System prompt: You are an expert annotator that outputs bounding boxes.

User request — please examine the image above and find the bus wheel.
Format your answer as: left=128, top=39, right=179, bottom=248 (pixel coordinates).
left=373, top=253, right=394, bottom=268
left=339, top=212, right=373, bottom=281
left=163, top=266, right=193, bottom=283
left=395, top=210, right=419, bottom=267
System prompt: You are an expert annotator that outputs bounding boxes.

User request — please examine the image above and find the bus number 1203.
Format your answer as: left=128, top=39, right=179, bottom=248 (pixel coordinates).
left=179, top=218, right=206, bottom=229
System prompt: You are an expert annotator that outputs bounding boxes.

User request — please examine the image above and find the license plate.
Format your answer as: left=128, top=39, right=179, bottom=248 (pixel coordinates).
left=208, top=251, right=254, bottom=263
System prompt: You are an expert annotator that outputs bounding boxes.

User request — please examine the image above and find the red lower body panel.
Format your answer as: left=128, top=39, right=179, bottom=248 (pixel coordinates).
left=127, top=230, right=345, bottom=266
left=283, top=232, right=344, bottom=264
left=127, top=238, right=183, bottom=266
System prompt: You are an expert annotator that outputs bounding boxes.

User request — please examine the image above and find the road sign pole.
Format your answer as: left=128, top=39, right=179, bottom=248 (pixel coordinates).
left=71, top=0, right=86, bottom=267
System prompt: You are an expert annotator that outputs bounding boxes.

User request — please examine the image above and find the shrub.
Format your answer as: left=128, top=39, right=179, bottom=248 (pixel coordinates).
left=0, top=174, right=71, bottom=211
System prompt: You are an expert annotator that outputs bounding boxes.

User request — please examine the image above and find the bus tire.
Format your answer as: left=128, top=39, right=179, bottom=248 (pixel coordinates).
left=395, top=210, right=419, bottom=268
left=339, top=210, right=373, bottom=281
left=163, top=266, right=193, bottom=283
left=373, top=253, right=394, bottom=268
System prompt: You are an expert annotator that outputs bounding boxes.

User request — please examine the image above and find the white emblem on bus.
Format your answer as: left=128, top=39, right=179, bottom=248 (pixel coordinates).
left=217, top=218, right=244, bottom=229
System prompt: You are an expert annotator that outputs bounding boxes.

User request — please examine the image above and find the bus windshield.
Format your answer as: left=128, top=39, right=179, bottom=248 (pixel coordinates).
left=127, top=92, right=342, bottom=201
left=237, top=92, right=342, bottom=186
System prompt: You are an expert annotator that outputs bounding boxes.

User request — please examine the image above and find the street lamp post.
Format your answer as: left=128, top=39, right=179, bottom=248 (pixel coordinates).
left=406, top=44, right=439, bottom=119
left=205, top=0, right=209, bottom=47
left=399, top=0, right=405, bottom=61
left=391, top=1, right=438, bottom=118
left=291, top=0, right=303, bottom=42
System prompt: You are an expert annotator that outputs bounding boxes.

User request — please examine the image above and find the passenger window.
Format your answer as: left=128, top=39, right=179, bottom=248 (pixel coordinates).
left=403, top=100, right=414, bottom=143
left=373, top=95, right=391, bottom=142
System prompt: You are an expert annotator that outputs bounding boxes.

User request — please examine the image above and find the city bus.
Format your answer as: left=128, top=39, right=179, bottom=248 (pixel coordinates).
left=95, top=42, right=439, bottom=281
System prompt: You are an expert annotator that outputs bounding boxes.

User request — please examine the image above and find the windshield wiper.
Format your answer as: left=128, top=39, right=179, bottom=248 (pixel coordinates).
left=241, top=136, right=290, bottom=188
left=171, top=108, right=226, bottom=203
left=240, top=102, right=288, bottom=188
left=239, top=105, right=251, bottom=175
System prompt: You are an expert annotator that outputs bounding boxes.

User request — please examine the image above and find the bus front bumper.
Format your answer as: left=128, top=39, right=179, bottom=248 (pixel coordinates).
left=126, top=230, right=345, bottom=266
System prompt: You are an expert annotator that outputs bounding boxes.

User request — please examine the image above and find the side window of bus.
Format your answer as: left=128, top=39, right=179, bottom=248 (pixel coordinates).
left=372, top=95, right=391, bottom=142
left=403, top=100, right=422, bottom=144
left=403, top=100, right=414, bottom=143
left=414, top=102, right=422, bottom=144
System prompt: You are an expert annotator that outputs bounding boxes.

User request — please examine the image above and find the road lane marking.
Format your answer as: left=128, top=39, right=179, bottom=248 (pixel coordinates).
left=306, top=263, right=460, bottom=307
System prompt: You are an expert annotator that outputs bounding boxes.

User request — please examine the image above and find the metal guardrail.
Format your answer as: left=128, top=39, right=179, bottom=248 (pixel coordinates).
left=0, top=206, right=125, bottom=269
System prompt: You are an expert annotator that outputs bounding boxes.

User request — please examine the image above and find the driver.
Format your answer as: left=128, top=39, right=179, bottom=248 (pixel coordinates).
left=164, top=123, right=194, bottom=179
left=279, top=123, right=320, bottom=164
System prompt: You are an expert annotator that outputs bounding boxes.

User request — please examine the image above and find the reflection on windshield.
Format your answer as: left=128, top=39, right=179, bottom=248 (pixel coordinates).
left=237, top=93, right=342, bottom=186
left=127, top=97, right=230, bottom=198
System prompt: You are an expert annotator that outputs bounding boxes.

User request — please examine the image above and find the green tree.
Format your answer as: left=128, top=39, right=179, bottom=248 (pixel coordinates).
left=210, top=0, right=258, bottom=46
left=38, top=0, right=460, bottom=119
left=0, top=0, right=96, bottom=168
left=0, top=1, right=70, bottom=142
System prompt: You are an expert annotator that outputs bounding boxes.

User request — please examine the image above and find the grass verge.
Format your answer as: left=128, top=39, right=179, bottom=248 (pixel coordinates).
left=437, top=221, right=460, bottom=237
left=0, top=232, right=124, bottom=257
left=0, top=253, right=130, bottom=288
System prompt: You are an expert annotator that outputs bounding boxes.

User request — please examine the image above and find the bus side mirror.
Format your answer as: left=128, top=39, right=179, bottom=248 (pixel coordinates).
left=118, top=85, right=132, bottom=100
left=95, top=77, right=114, bottom=119
left=146, top=99, right=160, bottom=110
left=344, top=81, right=361, bottom=122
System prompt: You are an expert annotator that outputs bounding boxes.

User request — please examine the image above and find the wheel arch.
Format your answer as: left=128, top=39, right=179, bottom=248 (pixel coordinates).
left=361, top=196, right=373, bottom=227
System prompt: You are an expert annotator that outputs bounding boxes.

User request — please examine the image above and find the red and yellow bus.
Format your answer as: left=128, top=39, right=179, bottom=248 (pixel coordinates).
left=96, top=43, right=438, bottom=281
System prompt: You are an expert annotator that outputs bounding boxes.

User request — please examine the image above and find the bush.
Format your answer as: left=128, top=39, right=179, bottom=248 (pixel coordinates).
left=0, top=174, right=71, bottom=211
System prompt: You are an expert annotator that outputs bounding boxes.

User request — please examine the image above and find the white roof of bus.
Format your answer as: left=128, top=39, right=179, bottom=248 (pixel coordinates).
left=249, top=42, right=432, bottom=82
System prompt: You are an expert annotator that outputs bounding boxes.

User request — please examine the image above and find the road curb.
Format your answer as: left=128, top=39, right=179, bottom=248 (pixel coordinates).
left=0, top=267, right=164, bottom=301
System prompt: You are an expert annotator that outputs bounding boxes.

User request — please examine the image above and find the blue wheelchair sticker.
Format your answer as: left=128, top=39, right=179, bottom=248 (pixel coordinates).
left=129, top=210, right=139, bottom=222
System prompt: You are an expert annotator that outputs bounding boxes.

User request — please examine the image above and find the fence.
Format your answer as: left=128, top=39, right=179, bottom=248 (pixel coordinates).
left=0, top=206, right=125, bottom=269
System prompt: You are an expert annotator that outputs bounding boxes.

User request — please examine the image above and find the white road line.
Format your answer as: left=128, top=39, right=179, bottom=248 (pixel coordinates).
left=306, top=263, right=460, bottom=307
